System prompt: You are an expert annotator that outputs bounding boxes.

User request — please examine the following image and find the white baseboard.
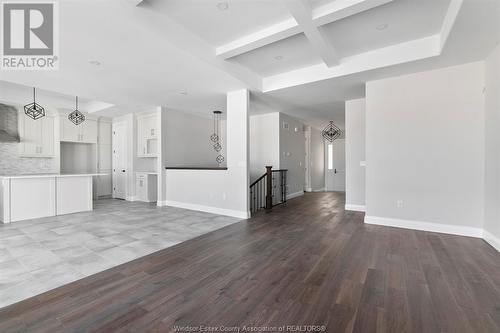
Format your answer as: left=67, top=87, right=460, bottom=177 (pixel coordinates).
left=162, top=200, right=249, bottom=219
left=364, top=215, right=483, bottom=238
left=345, top=204, right=366, bottom=212
left=126, top=196, right=138, bottom=202
left=305, top=187, right=325, bottom=192
left=287, top=191, right=304, bottom=200
left=483, top=230, right=500, bottom=252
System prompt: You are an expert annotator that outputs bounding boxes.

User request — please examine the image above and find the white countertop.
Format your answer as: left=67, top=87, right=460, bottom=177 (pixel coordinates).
left=0, top=173, right=108, bottom=179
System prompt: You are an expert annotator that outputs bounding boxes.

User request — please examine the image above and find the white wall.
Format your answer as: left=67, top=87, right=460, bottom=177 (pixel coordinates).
left=164, top=109, right=227, bottom=167
left=484, top=43, right=500, bottom=250
left=249, top=113, right=280, bottom=181
left=365, top=62, right=485, bottom=236
left=345, top=98, right=366, bottom=211
left=309, top=127, right=325, bottom=191
left=279, top=113, right=305, bottom=198
left=163, top=89, right=249, bottom=218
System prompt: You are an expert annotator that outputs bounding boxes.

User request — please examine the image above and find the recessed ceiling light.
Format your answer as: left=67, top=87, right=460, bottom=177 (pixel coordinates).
left=89, top=60, right=101, bottom=66
left=179, top=91, right=188, bottom=95
left=274, top=55, right=284, bottom=61
left=376, top=23, right=388, bottom=31
left=216, top=2, right=229, bottom=10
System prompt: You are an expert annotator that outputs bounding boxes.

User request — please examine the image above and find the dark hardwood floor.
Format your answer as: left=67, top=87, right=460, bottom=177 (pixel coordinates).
left=1, top=192, right=500, bottom=333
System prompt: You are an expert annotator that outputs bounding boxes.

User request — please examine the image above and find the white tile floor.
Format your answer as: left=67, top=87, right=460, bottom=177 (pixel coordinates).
left=0, top=199, right=241, bottom=308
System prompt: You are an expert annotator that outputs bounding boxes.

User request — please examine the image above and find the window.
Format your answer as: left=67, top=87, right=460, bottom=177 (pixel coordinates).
left=328, top=144, right=333, bottom=170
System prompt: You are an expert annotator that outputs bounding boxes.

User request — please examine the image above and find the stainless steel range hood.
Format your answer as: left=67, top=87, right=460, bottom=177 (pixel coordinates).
left=0, top=129, right=19, bottom=142
left=0, top=103, right=20, bottom=143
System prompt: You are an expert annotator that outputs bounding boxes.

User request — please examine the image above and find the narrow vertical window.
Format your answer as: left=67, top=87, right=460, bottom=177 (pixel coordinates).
left=328, top=144, right=333, bottom=170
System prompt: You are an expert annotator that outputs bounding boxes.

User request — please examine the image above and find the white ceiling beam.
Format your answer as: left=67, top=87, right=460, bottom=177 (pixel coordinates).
left=439, top=0, right=464, bottom=51
left=216, top=19, right=301, bottom=59
left=127, top=0, right=145, bottom=6
left=216, top=0, right=392, bottom=61
left=285, top=0, right=339, bottom=67
left=312, top=0, right=395, bottom=26
left=262, top=35, right=441, bottom=92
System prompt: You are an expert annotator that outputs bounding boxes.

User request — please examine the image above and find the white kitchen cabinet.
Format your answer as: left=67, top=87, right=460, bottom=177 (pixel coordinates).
left=137, top=113, right=158, bottom=157
left=18, top=113, right=55, bottom=158
left=60, top=114, right=97, bottom=143
left=136, top=172, right=157, bottom=202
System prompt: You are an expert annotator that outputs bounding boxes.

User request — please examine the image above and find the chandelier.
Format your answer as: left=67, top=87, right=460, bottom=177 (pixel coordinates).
left=24, top=87, right=45, bottom=120
left=210, top=110, right=225, bottom=165
left=321, top=121, right=342, bottom=142
left=68, top=96, right=86, bottom=125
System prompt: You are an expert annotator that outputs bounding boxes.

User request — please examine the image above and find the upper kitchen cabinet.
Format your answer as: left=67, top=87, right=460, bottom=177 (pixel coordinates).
left=137, top=113, right=158, bottom=157
left=60, top=112, right=97, bottom=143
left=18, top=113, right=55, bottom=158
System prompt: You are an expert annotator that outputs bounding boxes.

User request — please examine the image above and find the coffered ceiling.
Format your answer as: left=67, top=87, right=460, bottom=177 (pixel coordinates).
left=0, top=0, right=498, bottom=128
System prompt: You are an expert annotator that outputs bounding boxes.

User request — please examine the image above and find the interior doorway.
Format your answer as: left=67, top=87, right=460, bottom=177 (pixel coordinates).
left=325, top=139, right=346, bottom=191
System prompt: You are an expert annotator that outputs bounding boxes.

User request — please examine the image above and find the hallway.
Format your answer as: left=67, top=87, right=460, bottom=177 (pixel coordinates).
left=1, top=192, right=499, bottom=332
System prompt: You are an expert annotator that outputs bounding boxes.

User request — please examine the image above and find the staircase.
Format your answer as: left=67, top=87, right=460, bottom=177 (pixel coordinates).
left=250, top=166, right=288, bottom=214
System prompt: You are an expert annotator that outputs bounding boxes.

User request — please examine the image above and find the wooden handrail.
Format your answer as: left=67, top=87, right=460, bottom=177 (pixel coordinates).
left=250, top=173, right=266, bottom=187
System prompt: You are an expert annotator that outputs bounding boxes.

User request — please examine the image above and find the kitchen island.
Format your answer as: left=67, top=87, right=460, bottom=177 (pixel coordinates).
left=0, top=173, right=107, bottom=223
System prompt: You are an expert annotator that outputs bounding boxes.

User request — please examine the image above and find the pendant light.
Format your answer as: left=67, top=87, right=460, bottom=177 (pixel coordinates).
left=321, top=121, right=342, bottom=142
left=68, top=96, right=85, bottom=125
left=210, top=110, right=225, bottom=165
left=24, top=87, right=45, bottom=120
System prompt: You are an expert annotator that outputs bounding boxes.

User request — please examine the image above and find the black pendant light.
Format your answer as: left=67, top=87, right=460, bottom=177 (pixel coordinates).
left=24, top=87, right=45, bottom=120
left=321, top=121, right=342, bottom=142
left=68, top=96, right=85, bottom=125
left=210, top=110, right=225, bottom=165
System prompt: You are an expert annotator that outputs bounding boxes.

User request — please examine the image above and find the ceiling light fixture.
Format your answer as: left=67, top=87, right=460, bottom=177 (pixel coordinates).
left=24, top=87, right=45, bottom=120
left=274, top=55, right=284, bottom=61
left=89, top=60, right=101, bottom=66
left=376, top=23, right=388, bottom=31
left=216, top=2, right=229, bottom=10
left=179, top=91, right=188, bottom=95
left=68, top=96, right=86, bottom=125
left=210, top=111, right=225, bottom=166
left=321, top=121, right=341, bottom=142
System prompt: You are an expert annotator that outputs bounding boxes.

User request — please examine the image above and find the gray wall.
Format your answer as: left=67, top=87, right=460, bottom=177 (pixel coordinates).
left=484, top=43, right=500, bottom=246
left=365, top=62, right=485, bottom=230
left=164, top=109, right=226, bottom=167
left=279, top=113, right=305, bottom=196
left=249, top=113, right=280, bottom=181
left=345, top=98, right=366, bottom=208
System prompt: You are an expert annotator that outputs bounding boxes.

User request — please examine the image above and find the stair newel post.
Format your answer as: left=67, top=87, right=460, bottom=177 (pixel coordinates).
left=265, top=166, right=273, bottom=210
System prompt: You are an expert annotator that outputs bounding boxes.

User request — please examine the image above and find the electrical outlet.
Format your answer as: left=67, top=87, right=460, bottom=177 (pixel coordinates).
left=396, top=200, right=404, bottom=208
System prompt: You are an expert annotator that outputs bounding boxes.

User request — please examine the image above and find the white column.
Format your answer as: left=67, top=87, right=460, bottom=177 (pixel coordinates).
left=156, top=106, right=168, bottom=206
left=226, top=89, right=250, bottom=216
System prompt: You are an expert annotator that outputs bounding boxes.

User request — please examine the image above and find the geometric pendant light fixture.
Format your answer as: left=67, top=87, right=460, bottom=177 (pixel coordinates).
left=68, top=96, right=86, bottom=125
left=210, top=110, right=224, bottom=165
left=24, top=87, right=45, bottom=120
left=321, top=121, right=342, bottom=142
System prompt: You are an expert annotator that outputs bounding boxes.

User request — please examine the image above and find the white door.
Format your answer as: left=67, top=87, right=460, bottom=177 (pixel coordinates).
left=325, top=139, right=346, bottom=191
left=112, top=122, right=127, bottom=199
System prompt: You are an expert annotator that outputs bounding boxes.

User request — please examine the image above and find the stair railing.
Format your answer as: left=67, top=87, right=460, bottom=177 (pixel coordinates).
left=250, top=166, right=288, bottom=214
